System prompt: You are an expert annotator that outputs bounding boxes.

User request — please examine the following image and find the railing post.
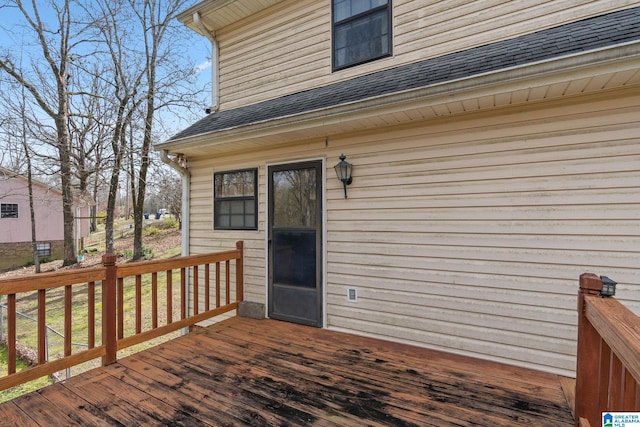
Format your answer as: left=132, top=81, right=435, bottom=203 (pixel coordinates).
left=575, top=273, right=603, bottom=427
left=236, top=241, right=244, bottom=302
left=102, top=253, right=117, bottom=366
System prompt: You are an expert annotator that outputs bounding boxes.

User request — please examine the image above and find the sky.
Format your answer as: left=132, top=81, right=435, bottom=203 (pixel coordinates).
left=0, top=0, right=213, bottom=139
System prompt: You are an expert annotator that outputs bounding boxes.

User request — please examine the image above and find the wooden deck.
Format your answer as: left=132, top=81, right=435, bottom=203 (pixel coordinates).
left=0, top=317, right=574, bottom=426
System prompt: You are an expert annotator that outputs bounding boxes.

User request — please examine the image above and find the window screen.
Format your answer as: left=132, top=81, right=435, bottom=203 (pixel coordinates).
left=333, top=0, right=391, bottom=70
left=214, top=169, right=258, bottom=230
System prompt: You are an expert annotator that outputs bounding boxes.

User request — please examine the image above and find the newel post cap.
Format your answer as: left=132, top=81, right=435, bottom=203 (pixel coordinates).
left=102, top=253, right=117, bottom=266
left=579, top=273, right=602, bottom=293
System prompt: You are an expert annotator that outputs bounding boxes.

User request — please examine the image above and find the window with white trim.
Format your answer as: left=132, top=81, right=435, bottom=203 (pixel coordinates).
left=332, top=0, right=392, bottom=70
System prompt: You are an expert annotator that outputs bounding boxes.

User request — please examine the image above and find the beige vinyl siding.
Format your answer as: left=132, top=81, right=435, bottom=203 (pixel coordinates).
left=188, top=162, right=266, bottom=305
left=217, top=0, right=330, bottom=109
left=394, top=0, right=634, bottom=63
left=186, top=89, right=640, bottom=376
left=215, top=0, right=636, bottom=110
left=324, top=90, right=640, bottom=376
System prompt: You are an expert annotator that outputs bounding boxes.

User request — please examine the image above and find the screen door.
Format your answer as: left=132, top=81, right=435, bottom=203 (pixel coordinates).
left=268, top=161, right=322, bottom=327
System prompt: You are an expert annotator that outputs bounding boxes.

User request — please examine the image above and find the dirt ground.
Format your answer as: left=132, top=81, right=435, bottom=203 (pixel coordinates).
left=0, top=228, right=181, bottom=279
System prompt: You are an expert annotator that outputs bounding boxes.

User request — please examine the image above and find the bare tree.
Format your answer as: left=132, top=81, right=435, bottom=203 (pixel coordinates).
left=1, top=0, right=205, bottom=260
left=0, top=119, right=29, bottom=173
left=0, top=0, right=86, bottom=265
left=83, top=0, right=202, bottom=259
left=17, top=84, right=43, bottom=272
left=81, top=0, right=146, bottom=253
left=127, top=0, right=200, bottom=260
left=146, top=152, right=182, bottom=227
left=0, top=83, right=42, bottom=271
left=67, top=62, right=114, bottom=232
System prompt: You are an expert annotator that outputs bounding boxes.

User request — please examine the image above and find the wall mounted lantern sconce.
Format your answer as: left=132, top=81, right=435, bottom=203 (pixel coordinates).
left=334, top=153, right=352, bottom=199
left=600, top=275, right=617, bottom=297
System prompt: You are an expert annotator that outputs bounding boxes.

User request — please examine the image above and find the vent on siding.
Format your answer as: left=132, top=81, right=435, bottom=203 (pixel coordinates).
left=347, top=288, right=357, bottom=302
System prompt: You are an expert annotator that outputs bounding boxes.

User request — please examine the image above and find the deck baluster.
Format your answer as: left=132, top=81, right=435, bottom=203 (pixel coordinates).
left=37, top=289, right=46, bottom=364
left=236, top=241, right=244, bottom=302
left=205, top=264, right=210, bottom=311
left=151, top=273, right=158, bottom=329
left=225, top=260, right=230, bottom=305
left=166, top=270, right=172, bottom=324
left=180, top=267, right=186, bottom=319
left=135, top=275, right=142, bottom=334
left=103, top=253, right=117, bottom=365
left=193, top=265, right=199, bottom=315
left=7, top=294, right=16, bottom=375
left=216, top=262, right=220, bottom=308
left=64, top=285, right=72, bottom=356
left=88, top=282, right=95, bottom=349
left=117, top=277, right=124, bottom=340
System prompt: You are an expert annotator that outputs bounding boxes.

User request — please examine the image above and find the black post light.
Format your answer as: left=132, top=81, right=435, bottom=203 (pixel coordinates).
left=600, top=276, right=617, bottom=297
left=334, top=154, right=352, bottom=199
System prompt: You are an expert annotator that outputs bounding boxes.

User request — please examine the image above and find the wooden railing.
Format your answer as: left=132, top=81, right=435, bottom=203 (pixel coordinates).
left=0, top=241, right=243, bottom=392
left=575, top=273, right=640, bottom=427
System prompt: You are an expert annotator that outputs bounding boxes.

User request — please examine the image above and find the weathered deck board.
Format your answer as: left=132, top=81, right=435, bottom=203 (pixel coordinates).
left=206, top=317, right=573, bottom=425
left=37, top=382, right=115, bottom=427
left=0, top=317, right=574, bottom=426
left=0, top=400, right=37, bottom=426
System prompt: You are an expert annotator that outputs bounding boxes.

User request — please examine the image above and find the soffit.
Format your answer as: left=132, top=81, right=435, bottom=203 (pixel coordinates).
left=178, top=0, right=286, bottom=34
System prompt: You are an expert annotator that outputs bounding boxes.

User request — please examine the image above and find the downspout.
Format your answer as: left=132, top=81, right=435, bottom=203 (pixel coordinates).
left=160, top=150, right=190, bottom=333
left=193, top=12, right=219, bottom=113
left=160, top=150, right=189, bottom=256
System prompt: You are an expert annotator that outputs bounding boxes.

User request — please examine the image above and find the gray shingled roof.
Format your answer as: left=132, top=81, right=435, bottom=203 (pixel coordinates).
left=170, top=6, right=640, bottom=141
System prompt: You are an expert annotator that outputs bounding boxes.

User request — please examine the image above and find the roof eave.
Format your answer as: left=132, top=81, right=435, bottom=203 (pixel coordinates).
left=178, top=0, right=286, bottom=35
left=156, top=42, right=640, bottom=156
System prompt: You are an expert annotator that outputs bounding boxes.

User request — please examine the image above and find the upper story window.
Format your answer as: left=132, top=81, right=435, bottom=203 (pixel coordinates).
left=1, top=203, right=18, bottom=218
left=214, top=169, right=258, bottom=230
left=332, top=0, right=392, bottom=71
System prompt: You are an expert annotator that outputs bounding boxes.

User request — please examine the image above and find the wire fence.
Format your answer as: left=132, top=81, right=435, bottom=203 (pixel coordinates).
left=0, top=304, right=88, bottom=380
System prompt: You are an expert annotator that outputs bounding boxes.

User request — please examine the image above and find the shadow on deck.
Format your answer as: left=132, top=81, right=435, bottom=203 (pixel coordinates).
left=0, top=317, right=574, bottom=426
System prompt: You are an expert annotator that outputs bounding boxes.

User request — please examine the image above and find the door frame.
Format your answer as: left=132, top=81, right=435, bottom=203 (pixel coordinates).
left=264, top=157, right=326, bottom=328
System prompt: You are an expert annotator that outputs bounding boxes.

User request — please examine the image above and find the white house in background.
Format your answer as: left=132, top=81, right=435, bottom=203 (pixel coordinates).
left=157, top=0, right=640, bottom=377
left=0, top=167, right=90, bottom=270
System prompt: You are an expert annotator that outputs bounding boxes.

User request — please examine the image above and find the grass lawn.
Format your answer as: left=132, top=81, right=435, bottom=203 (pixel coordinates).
left=0, top=345, right=53, bottom=403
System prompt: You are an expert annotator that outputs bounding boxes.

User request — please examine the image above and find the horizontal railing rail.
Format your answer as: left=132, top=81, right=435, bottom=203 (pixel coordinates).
left=575, top=273, right=640, bottom=427
left=0, top=241, right=243, bottom=392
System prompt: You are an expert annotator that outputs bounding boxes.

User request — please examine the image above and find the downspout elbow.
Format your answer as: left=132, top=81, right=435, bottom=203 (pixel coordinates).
left=193, top=12, right=219, bottom=113
left=160, top=149, right=188, bottom=176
